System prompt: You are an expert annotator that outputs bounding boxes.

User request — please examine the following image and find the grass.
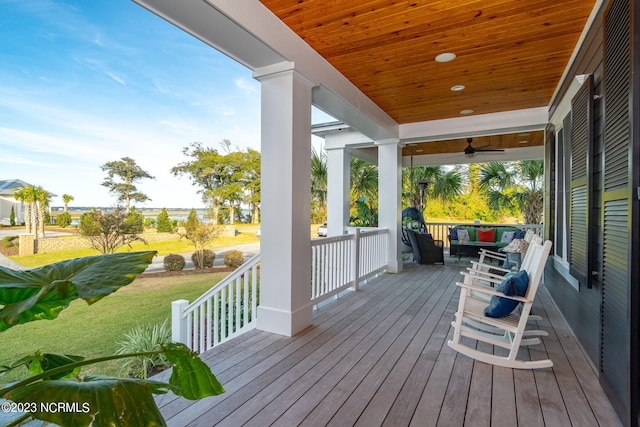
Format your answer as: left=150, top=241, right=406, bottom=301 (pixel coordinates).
left=0, top=272, right=228, bottom=384
left=11, top=230, right=261, bottom=268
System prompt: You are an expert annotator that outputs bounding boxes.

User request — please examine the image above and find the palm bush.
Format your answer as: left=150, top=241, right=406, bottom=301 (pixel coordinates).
left=115, top=320, right=172, bottom=379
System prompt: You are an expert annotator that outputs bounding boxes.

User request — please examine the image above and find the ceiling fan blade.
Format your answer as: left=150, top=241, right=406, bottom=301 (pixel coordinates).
left=474, top=144, right=492, bottom=150
left=476, top=148, right=505, bottom=152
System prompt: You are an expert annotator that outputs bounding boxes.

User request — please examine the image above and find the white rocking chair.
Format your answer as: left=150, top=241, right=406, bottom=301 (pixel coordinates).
left=447, top=238, right=553, bottom=369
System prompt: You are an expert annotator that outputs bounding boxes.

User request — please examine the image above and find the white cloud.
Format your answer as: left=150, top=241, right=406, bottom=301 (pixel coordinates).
left=106, top=71, right=125, bottom=85
left=234, top=77, right=259, bottom=95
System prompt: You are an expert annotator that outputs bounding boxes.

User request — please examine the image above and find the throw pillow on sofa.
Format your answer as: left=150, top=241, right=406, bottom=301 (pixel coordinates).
left=449, top=227, right=458, bottom=240
left=477, top=228, right=495, bottom=242
left=501, top=231, right=516, bottom=243
left=457, top=229, right=470, bottom=244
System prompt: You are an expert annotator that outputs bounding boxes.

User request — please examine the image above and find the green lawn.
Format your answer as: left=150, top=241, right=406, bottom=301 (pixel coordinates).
left=0, top=272, right=228, bottom=384
left=11, top=231, right=261, bottom=268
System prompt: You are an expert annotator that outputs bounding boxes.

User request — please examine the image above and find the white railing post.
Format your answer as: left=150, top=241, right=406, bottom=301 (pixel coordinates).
left=351, top=228, right=360, bottom=291
left=172, top=299, right=189, bottom=345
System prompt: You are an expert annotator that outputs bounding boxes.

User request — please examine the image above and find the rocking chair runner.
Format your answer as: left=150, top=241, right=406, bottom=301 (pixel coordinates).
left=447, top=238, right=553, bottom=369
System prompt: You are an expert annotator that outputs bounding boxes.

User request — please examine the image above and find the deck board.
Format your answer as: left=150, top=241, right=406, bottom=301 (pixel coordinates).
left=158, top=262, right=622, bottom=426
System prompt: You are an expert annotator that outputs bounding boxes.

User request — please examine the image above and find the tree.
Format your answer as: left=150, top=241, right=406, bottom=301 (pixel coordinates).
left=172, top=142, right=259, bottom=225
left=179, top=208, right=218, bottom=268
left=101, top=157, right=155, bottom=209
left=477, top=160, right=544, bottom=224
left=9, top=206, right=15, bottom=226
left=79, top=207, right=146, bottom=254
left=156, top=208, right=173, bottom=233
left=34, top=187, right=50, bottom=238
left=402, top=165, right=463, bottom=212
left=62, top=194, right=74, bottom=213
left=13, top=186, right=36, bottom=234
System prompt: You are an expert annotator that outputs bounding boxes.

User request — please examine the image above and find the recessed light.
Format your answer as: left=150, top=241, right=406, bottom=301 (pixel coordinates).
left=415, top=149, right=424, bottom=153
left=518, top=133, right=530, bottom=137
left=460, top=109, right=474, bottom=115
left=435, top=52, right=456, bottom=63
left=451, top=85, right=465, bottom=91
left=519, top=140, right=529, bottom=144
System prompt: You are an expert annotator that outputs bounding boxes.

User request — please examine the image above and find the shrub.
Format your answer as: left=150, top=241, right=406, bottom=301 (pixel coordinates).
left=192, top=249, right=216, bottom=269
left=115, top=319, right=172, bottom=379
left=9, top=206, right=15, bottom=226
left=56, top=211, right=72, bottom=228
left=163, top=254, right=186, bottom=271
left=1, top=236, right=18, bottom=248
left=224, top=250, right=244, bottom=267
left=144, top=217, right=157, bottom=228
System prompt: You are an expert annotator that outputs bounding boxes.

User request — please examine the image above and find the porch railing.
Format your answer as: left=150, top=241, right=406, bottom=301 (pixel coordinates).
left=172, top=253, right=260, bottom=354
left=311, top=227, right=388, bottom=305
left=172, top=227, right=389, bottom=353
left=423, top=221, right=543, bottom=248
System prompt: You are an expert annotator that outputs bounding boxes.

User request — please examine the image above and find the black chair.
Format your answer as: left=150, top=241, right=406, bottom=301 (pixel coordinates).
left=406, top=229, right=445, bottom=265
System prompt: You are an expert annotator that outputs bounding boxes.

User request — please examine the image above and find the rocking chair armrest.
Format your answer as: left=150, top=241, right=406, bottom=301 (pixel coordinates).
left=461, top=269, right=506, bottom=284
left=469, top=261, right=511, bottom=273
left=479, top=249, right=507, bottom=260
left=455, top=281, right=531, bottom=303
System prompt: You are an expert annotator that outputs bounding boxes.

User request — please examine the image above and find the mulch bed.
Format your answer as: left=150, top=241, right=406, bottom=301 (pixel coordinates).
left=138, top=266, right=238, bottom=278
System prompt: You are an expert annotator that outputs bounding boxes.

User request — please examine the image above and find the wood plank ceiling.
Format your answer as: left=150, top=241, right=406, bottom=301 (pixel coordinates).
left=260, top=0, right=595, bottom=156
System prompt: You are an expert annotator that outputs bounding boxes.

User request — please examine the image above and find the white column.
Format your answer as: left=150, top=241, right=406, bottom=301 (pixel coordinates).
left=325, top=145, right=350, bottom=236
left=377, top=139, right=402, bottom=273
left=254, top=62, right=314, bottom=336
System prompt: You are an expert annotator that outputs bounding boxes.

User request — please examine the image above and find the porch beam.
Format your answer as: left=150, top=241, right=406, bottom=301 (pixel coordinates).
left=254, top=62, right=313, bottom=336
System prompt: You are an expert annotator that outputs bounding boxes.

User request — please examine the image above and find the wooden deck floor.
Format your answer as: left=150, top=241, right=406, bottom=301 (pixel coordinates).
left=156, top=262, right=621, bottom=426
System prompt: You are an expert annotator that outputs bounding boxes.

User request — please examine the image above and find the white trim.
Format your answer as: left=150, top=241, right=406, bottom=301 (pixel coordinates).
left=399, top=107, right=549, bottom=143
left=553, top=256, right=580, bottom=291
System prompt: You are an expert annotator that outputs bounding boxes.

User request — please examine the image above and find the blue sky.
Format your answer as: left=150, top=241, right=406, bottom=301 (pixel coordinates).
left=0, top=0, right=306, bottom=209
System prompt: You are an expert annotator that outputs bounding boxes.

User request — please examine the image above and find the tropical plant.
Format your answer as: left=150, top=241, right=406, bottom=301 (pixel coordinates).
left=191, top=249, right=216, bottom=269
left=116, top=320, right=172, bottom=379
left=402, top=165, right=464, bottom=209
left=13, top=186, right=37, bottom=235
left=156, top=208, right=173, bottom=233
left=101, top=157, right=155, bottom=209
left=0, top=251, right=224, bottom=426
left=62, top=194, right=74, bottom=213
left=79, top=207, right=146, bottom=254
left=311, top=147, right=328, bottom=222
left=350, top=196, right=378, bottom=227
left=163, top=254, right=186, bottom=271
left=477, top=160, right=544, bottom=224
left=350, top=158, right=378, bottom=204
left=223, top=250, right=244, bottom=267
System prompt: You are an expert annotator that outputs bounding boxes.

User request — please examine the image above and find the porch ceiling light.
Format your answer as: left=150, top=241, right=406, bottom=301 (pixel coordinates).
left=435, top=52, right=456, bottom=62
left=519, top=140, right=529, bottom=144
left=460, top=109, right=474, bottom=115
left=451, top=85, right=465, bottom=91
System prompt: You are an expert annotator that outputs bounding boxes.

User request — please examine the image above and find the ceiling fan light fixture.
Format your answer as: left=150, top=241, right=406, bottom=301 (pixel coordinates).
left=435, top=52, right=456, bottom=63
left=451, top=84, right=465, bottom=91
left=460, top=109, right=474, bottom=115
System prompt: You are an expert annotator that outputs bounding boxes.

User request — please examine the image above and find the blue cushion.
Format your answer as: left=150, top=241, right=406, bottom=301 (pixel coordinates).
left=514, top=230, right=526, bottom=239
left=449, top=227, right=458, bottom=240
left=484, top=270, right=529, bottom=318
left=500, top=231, right=515, bottom=243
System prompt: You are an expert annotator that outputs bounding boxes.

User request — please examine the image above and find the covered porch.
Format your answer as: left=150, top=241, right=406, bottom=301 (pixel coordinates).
left=156, top=263, right=620, bottom=426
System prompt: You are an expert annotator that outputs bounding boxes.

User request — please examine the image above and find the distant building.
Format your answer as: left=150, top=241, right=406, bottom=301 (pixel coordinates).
left=0, top=179, right=57, bottom=225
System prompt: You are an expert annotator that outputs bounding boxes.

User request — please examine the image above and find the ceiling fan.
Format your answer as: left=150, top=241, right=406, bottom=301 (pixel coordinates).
left=464, top=138, right=505, bottom=157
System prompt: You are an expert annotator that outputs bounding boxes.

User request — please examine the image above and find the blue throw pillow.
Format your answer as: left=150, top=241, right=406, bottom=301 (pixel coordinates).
left=500, top=231, right=515, bottom=243
left=484, top=270, right=529, bottom=318
left=514, top=230, right=526, bottom=239
left=449, top=227, right=458, bottom=240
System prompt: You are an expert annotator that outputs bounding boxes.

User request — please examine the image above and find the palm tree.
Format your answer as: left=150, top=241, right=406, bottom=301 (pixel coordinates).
left=311, top=147, right=328, bottom=222
left=13, top=186, right=37, bottom=234
left=34, top=187, right=50, bottom=238
left=402, top=165, right=464, bottom=209
left=477, top=160, right=544, bottom=224
left=350, top=157, right=378, bottom=203
left=62, top=194, right=74, bottom=213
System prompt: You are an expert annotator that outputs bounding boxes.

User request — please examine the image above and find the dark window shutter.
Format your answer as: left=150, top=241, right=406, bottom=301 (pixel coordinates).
left=569, top=75, right=594, bottom=288
left=544, top=124, right=555, bottom=243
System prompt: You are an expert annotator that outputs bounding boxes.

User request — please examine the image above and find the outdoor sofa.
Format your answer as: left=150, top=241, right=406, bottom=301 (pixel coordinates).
left=448, top=224, right=523, bottom=260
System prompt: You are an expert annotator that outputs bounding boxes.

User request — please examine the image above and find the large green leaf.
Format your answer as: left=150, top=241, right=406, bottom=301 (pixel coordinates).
left=5, top=375, right=171, bottom=427
left=27, top=352, right=85, bottom=380
left=0, top=251, right=156, bottom=331
left=163, top=343, right=225, bottom=399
